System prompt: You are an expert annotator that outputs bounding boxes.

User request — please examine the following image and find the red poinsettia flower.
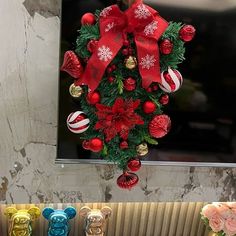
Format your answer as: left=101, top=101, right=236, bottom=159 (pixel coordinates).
left=95, top=98, right=144, bottom=142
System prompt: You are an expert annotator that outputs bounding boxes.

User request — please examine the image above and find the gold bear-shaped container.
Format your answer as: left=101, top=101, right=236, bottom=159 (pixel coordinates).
left=4, top=207, right=40, bottom=236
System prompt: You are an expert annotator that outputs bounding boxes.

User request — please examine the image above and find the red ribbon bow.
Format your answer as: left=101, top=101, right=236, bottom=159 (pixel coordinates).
left=77, top=0, right=168, bottom=91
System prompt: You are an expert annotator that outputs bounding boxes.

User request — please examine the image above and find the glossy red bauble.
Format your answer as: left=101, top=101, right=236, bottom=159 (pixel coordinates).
left=179, top=25, right=196, bottom=42
left=60, top=51, right=83, bottom=79
left=89, top=138, right=103, bottom=152
left=152, top=84, right=158, bottom=91
left=87, top=91, right=101, bottom=105
left=106, top=66, right=113, bottom=74
left=124, top=77, right=136, bottom=91
left=108, top=76, right=115, bottom=83
left=143, top=101, right=156, bottom=114
left=127, top=159, right=141, bottom=172
left=123, top=40, right=129, bottom=47
left=81, top=13, right=96, bottom=25
left=159, top=94, right=169, bottom=105
left=146, top=87, right=152, bottom=93
left=120, top=141, right=128, bottom=149
left=149, top=114, right=171, bottom=138
left=160, top=39, right=173, bottom=55
left=87, top=39, right=98, bottom=53
left=122, top=48, right=129, bottom=56
left=117, top=172, right=139, bottom=189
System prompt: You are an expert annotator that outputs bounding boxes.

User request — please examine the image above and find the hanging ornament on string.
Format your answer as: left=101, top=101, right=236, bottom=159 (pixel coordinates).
left=67, top=111, right=90, bottom=134
left=61, top=51, right=84, bottom=79
left=127, top=159, right=141, bottom=172
left=160, top=39, right=173, bottom=55
left=179, top=25, right=196, bottom=42
left=81, top=13, right=96, bottom=25
left=160, top=68, right=183, bottom=93
left=136, top=143, right=149, bottom=156
left=125, top=56, right=137, bottom=70
left=69, top=83, right=83, bottom=98
left=149, top=114, right=171, bottom=138
left=117, top=171, right=139, bottom=189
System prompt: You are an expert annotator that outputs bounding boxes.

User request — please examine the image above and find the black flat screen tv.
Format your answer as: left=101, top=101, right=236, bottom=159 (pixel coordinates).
left=57, top=0, right=236, bottom=166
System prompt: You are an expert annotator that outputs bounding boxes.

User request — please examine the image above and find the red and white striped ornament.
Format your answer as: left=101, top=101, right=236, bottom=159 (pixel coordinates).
left=160, top=68, right=183, bottom=93
left=67, top=111, right=90, bottom=134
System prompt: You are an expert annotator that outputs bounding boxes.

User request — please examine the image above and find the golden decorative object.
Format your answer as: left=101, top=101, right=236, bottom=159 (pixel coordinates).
left=69, top=83, right=83, bottom=98
left=79, top=206, right=112, bottom=236
left=5, top=207, right=40, bottom=236
left=208, top=231, right=218, bottom=236
left=125, top=56, right=137, bottom=70
left=136, top=143, right=149, bottom=156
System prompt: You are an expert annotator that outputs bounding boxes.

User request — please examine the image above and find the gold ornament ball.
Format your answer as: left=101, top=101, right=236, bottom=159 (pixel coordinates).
left=208, top=231, right=218, bottom=236
left=125, top=56, right=137, bottom=70
left=136, top=143, right=148, bottom=156
left=69, top=83, right=83, bottom=98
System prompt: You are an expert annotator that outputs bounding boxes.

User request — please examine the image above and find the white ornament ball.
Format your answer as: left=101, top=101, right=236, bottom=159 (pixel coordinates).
left=160, top=68, right=183, bottom=93
left=66, top=111, right=90, bottom=134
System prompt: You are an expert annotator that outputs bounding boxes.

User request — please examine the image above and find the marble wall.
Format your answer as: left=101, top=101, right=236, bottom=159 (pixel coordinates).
left=0, top=0, right=235, bottom=204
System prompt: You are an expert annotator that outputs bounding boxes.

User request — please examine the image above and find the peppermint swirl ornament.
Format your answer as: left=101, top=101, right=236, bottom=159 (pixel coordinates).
left=160, top=68, right=183, bottom=93
left=67, top=111, right=90, bottom=134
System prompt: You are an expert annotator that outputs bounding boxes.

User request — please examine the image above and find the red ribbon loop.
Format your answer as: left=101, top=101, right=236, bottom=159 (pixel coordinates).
left=77, top=0, right=168, bottom=91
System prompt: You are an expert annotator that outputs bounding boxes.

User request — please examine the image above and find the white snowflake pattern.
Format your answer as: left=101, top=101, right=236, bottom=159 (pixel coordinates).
left=134, top=4, right=151, bottom=19
left=100, top=6, right=113, bottom=18
left=144, top=21, right=158, bottom=36
left=140, top=54, right=156, bottom=69
left=97, top=45, right=113, bottom=62
left=105, top=22, right=115, bottom=32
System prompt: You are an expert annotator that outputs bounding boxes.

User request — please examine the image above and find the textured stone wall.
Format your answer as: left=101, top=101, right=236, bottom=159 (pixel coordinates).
left=0, top=0, right=235, bottom=204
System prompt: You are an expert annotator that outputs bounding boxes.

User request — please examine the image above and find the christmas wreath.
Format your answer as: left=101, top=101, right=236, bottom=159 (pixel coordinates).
left=61, top=0, right=195, bottom=189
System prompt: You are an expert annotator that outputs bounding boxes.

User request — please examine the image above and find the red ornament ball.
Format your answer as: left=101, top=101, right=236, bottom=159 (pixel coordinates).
left=106, top=66, right=113, bottom=74
left=124, top=77, right=136, bottom=91
left=160, top=39, right=173, bottom=55
left=117, top=171, right=139, bottom=189
left=160, top=68, right=183, bottom=93
left=67, top=111, right=90, bottom=134
left=111, top=64, right=116, bottom=70
left=81, top=13, right=96, bottom=25
left=87, top=91, right=101, bottom=105
left=87, top=39, right=98, bottom=53
left=146, top=87, right=152, bottom=93
left=108, top=76, right=115, bottom=83
left=89, top=138, right=103, bottom=152
left=159, top=94, right=169, bottom=105
left=82, top=140, right=91, bottom=150
left=120, top=140, right=128, bottom=149
left=82, top=138, right=103, bottom=152
left=122, top=48, right=129, bottom=56
left=123, top=40, right=129, bottom=47
left=149, top=114, right=171, bottom=138
left=152, top=84, right=159, bottom=91
left=127, top=159, right=141, bottom=172
left=179, top=25, right=196, bottom=42
left=61, top=51, right=83, bottom=79
left=143, top=101, right=156, bottom=114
